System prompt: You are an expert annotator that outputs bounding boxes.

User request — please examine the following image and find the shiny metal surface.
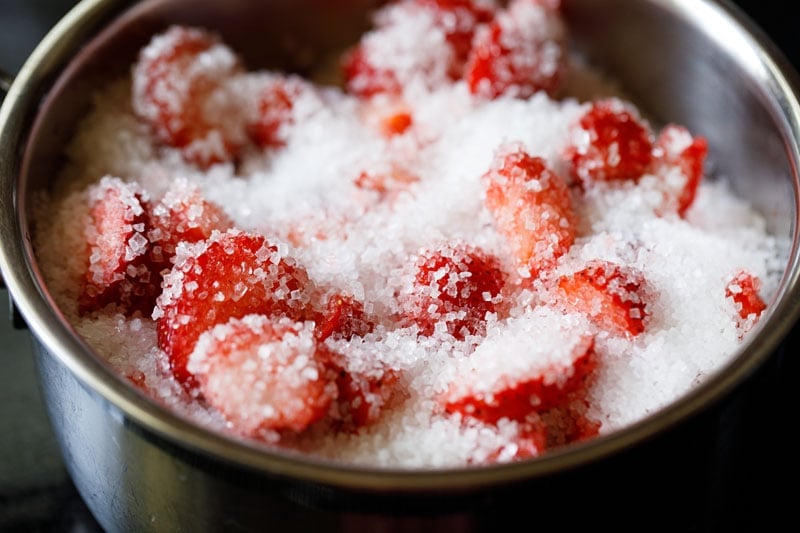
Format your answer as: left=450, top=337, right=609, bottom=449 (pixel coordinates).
left=2, top=0, right=800, bottom=530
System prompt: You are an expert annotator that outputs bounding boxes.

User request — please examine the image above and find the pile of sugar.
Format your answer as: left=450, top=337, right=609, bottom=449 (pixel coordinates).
left=33, top=39, right=784, bottom=469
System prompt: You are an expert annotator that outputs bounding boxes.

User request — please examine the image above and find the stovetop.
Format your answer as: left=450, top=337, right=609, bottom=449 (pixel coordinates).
left=1, top=1, right=798, bottom=532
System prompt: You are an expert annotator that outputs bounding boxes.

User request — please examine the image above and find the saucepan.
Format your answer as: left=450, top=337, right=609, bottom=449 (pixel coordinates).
left=1, top=0, right=799, bottom=530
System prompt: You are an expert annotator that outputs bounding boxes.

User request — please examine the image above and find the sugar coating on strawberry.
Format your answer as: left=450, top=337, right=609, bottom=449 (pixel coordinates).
left=247, top=74, right=305, bottom=148
left=80, top=176, right=158, bottom=316
left=329, top=359, right=401, bottom=430
left=188, top=315, right=336, bottom=435
left=465, top=0, right=566, bottom=99
left=361, top=96, right=414, bottom=138
left=132, top=25, right=243, bottom=167
left=652, top=124, right=708, bottom=217
left=399, top=241, right=507, bottom=339
left=148, top=178, right=233, bottom=265
left=154, top=229, right=315, bottom=390
left=563, top=98, right=654, bottom=185
left=725, top=269, right=766, bottom=332
left=557, top=260, right=652, bottom=337
left=342, top=0, right=470, bottom=97
left=443, top=307, right=596, bottom=424
left=483, top=143, right=575, bottom=279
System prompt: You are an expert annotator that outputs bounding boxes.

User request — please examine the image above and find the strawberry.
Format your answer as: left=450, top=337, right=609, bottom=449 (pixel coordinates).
left=79, top=176, right=159, bottom=316
left=652, top=124, right=708, bottom=217
left=341, top=44, right=403, bottom=99
left=413, top=0, right=496, bottom=77
left=315, top=293, right=375, bottom=342
left=465, top=0, right=566, bottom=99
left=474, top=419, right=547, bottom=465
left=400, top=241, right=507, bottom=339
left=443, top=309, right=596, bottom=423
left=330, top=363, right=400, bottom=430
left=154, top=229, right=315, bottom=390
left=188, top=315, right=336, bottom=435
left=361, top=97, right=414, bottom=138
left=247, top=74, right=304, bottom=148
left=483, top=144, right=575, bottom=279
left=132, top=25, right=243, bottom=167
left=354, top=164, right=419, bottom=204
left=147, top=178, right=233, bottom=267
left=557, top=260, right=652, bottom=337
left=563, top=98, right=654, bottom=186
left=725, top=269, right=767, bottom=329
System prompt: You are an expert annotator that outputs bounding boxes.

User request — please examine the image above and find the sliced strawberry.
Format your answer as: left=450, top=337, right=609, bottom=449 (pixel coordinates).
left=483, top=144, right=575, bottom=279
left=315, top=293, right=375, bottom=342
left=331, top=364, right=400, bottom=430
left=132, top=25, right=243, bottom=167
left=148, top=178, right=233, bottom=267
left=413, top=0, right=496, bottom=77
left=465, top=0, right=567, bottom=99
left=188, top=315, right=335, bottom=435
left=563, top=98, right=654, bottom=186
left=341, top=43, right=403, bottom=99
left=400, top=241, right=507, bottom=339
left=443, top=309, right=596, bottom=423
left=79, top=176, right=159, bottom=316
left=725, top=269, right=767, bottom=328
left=557, top=260, right=652, bottom=337
left=247, top=74, right=304, bottom=148
left=652, top=124, right=708, bottom=217
left=154, top=230, right=315, bottom=390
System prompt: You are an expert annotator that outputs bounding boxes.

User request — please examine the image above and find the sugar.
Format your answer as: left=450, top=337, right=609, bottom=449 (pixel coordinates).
left=30, top=8, right=787, bottom=468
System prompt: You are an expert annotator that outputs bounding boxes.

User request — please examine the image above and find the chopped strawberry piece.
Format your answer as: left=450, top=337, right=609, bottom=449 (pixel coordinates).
left=400, top=241, right=507, bottom=339
left=483, top=144, right=575, bottom=279
left=132, top=25, right=243, bottom=167
left=148, top=178, right=233, bottom=267
left=476, top=419, right=547, bottom=464
left=465, top=0, right=567, bottom=99
left=316, top=293, right=375, bottom=342
left=563, top=98, right=654, bottom=185
left=557, top=260, right=652, bottom=337
left=80, top=176, right=159, bottom=316
left=332, top=364, right=400, bottom=430
left=652, top=124, right=708, bottom=217
left=341, top=44, right=403, bottom=99
left=726, top=269, right=767, bottom=327
left=247, top=75, right=303, bottom=148
left=413, top=0, right=496, bottom=77
left=188, top=315, right=335, bottom=434
left=443, top=309, right=596, bottom=423
left=154, top=230, right=315, bottom=390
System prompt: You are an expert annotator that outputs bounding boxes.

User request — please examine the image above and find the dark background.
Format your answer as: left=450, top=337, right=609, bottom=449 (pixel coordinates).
left=1, top=1, right=797, bottom=531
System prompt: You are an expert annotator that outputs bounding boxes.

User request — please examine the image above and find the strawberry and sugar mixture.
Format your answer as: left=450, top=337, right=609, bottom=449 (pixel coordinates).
left=33, top=0, right=783, bottom=468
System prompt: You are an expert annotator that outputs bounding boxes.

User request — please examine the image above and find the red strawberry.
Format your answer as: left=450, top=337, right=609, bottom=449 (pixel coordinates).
left=557, top=260, right=652, bottom=337
left=154, top=230, right=315, bottom=390
left=563, top=98, right=654, bottom=186
left=465, top=0, right=566, bottom=99
left=330, top=363, right=400, bottom=430
left=443, top=309, right=596, bottom=423
left=189, top=315, right=336, bottom=435
left=247, top=74, right=304, bottom=148
left=400, top=241, right=507, bottom=339
left=148, top=178, right=233, bottom=267
left=483, top=144, right=575, bottom=279
left=652, top=124, right=708, bottom=217
left=79, top=176, right=159, bottom=316
left=341, top=44, right=403, bottom=99
left=725, top=269, right=767, bottom=328
left=315, top=293, right=375, bottom=342
left=362, top=97, right=414, bottom=138
left=473, top=419, right=547, bottom=465
left=132, top=25, right=243, bottom=167
left=413, top=0, right=496, bottom=77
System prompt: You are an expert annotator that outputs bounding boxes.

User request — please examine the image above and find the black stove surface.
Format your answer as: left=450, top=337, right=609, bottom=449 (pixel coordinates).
left=0, top=1, right=798, bottom=532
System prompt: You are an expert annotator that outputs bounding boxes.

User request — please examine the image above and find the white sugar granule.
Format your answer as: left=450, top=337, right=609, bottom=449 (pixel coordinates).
left=31, top=36, right=788, bottom=469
